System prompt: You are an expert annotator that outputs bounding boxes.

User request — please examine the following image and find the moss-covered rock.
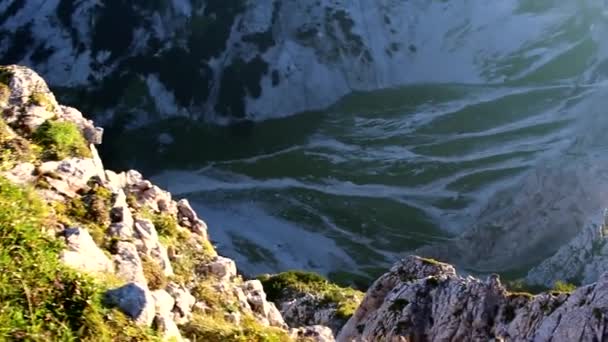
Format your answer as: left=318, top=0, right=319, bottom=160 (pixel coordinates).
left=33, top=120, right=92, bottom=160
left=258, top=271, right=363, bottom=333
left=182, top=313, right=291, bottom=342
left=0, top=118, right=37, bottom=170
left=29, top=91, right=56, bottom=112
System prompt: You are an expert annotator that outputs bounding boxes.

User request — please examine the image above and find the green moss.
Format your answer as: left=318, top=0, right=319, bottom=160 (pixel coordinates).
left=552, top=281, right=576, bottom=294
left=419, top=257, right=446, bottom=266
left=181, top=313, right=291, bottom=342
left=0, top=176, right=158, bottom=341
left=56, top=181, right=113, bottom=246
left=141, top=255, right=168, bottom=291
left=29, top=92, right=56, bottom=112
left=0, top=119, right=36, bottom=170
left=33, top=120, right=91, bottom=161
left=258, top=271, right=363, bottom=321
left=151, top=212, right=180, bottom=240
left=165, top=231, right=217, bottom=284
left=0, top=82, right=10, bottom=106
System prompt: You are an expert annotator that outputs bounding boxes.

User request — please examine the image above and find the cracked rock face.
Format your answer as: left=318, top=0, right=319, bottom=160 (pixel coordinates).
left=338, top=256, right=608, bottom=342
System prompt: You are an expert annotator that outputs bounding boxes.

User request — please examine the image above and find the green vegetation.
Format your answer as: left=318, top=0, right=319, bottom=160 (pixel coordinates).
left=29, top=92, right=56, bottom=112
left=418, top=257, right=447, bottom=267
left=552, top=281, right=577, bottom=294
left=0, top=176, right=157, bottom=341
left=144, top=210, right=216, bottom=284
left=182, top=313, right=291, bottom=342
left=0, top=82, right=9, bottom=105
left=258, top=271, right=363, bottom=320
left=33, top=120, right=91, bottom=160
left=141, top=255, right=168, bottom=291
left=151, top=212, right=180, bottom=240
left=0, top=118, right=37, bottom=170
left=55, top=180, right=113, bottom=246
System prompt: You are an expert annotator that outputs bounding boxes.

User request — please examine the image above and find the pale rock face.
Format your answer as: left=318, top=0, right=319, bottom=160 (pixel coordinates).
left=105, top=282, right=156, bottom=327
left=177, top=199, right=208, bottom=238
left=338, top=256, right=608, bottom=342
left=21, top=105, right=56, bottom=132
left=151, top=289, right=184, bottom=341
left=108, top=189, right=135, bottom=238
left=113, top=241, right=148, bottom=285
left=2, top=162, right=36, bottom=185
left=39, top=158, right=106, bottom=196
left=134, top=219, right=174, bottom=277
left=526, top=211, right=608, bottom=287
left=59, top=227, right=114, bottom=274
left=199, top=256, right=238, bottom=281
left=242, top=280, right=287, bottom=328
left=152, top=289, right=176, bottom=316
left=166, top=282, right=196, bottom=324
left=290, top=325, right=336, bottom=342
left=280, top=294, right=343, bottom=334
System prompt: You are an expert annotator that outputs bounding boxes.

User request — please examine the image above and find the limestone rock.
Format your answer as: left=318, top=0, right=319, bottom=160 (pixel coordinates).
left=59, top=227, right=113, bottom=274
left=38, top=158, right=105, bottom=197
left=166, top=282, right=196, bottom=324
left=198, top=256, right=237, bottom=281
left=105, top=283, right=156, bottom=326
left=150, top=290, right=183, bottom=341
left=280, top=294, right=344, bottom=334
left=2, top=162, right=36, bottom=185
left=134, top=219, right=174, bottom=277
left=113, top=241, right=147, bottom=285
left=151, top=290, right=176, bottom=316
left=59, top=106, right=103, bottom=145
left=338, top=256, right=608, bottom=342
left=242, top=280, right=286, bottom=328
left=526, top=211, right=608, bottom=287
left=153, top=314, right=183, bottom=342
left=108, top=189, right=135, bottom=239
left=177, top=199, right=208, bottom=238
left=291, top=325, right=335, bottom=342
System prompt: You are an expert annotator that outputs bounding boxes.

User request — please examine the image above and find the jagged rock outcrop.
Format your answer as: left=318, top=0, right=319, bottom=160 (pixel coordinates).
left=339, top=256, right=608, bottom=342
left=0, top=64, right=334, bottom=341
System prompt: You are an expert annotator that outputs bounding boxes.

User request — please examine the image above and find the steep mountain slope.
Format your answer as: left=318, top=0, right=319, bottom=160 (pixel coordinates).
left=0, top=0, right=598, bottom=127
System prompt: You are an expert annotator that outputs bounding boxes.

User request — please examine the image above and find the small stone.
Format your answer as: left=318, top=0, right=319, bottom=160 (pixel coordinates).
left=105, top=283, right=156, bottom=326
left=198, top=256, right=237, bottom=281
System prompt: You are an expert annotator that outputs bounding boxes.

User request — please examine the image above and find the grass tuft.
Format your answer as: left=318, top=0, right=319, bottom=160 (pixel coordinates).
left=0, top=176, right=158, bottom=341
left=33, top=120, right=91, bottom=161
left=29, top=92, right=56, bottom=112
left=0, top=118, right=37, bottom=170
left=258, top=271, right=363, bottom=320
left=181, top=313, right=291, bottom=342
